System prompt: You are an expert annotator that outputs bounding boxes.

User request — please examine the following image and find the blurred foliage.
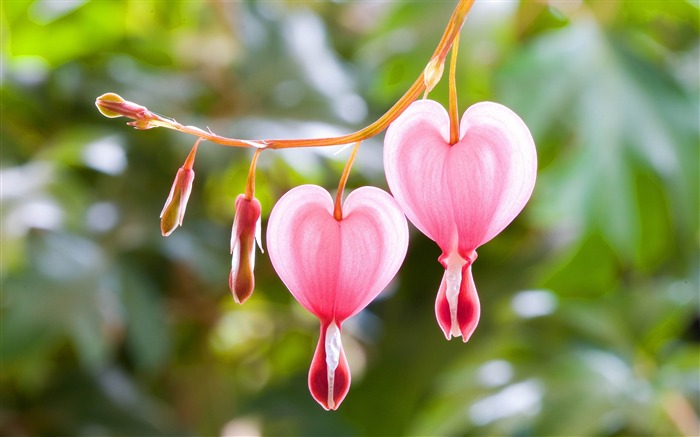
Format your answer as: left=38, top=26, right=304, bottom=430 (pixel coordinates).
left=1, top=1, right=698, bottom=436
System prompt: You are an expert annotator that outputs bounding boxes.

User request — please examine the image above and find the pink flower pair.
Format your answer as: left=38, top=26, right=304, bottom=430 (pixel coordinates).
left=264, top=99, right=537, bottom=409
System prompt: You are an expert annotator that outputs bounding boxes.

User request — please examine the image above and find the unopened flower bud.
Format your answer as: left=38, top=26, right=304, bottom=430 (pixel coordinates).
left=160, top=143, right=199, bottom=236
left=96, top=93, right=148, bottom=119
left=95, top=93, right=160, bottom=130
left=160, top=167, right=194, bottom=236
left=423, top=57, right=445, bottom=94
left=229, top=194, right=263, bottom=304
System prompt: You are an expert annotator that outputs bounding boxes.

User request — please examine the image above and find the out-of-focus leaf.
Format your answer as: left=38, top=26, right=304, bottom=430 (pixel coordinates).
left=497, top=18, right=699, bottom=266
left=5, top=2, right=126, bottom=66
left=120, top=270, right=171, bottom=373
left=2, top=233, right=123, bottom=373
left=539, top=233, right=620, bottom=298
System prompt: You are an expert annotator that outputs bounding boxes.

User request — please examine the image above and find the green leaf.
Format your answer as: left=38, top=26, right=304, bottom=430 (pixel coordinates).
left=5, top=2, right=127, bottom=66
left=498, top=18, right=699, bottom=267
left=121, top=270, right=171, bottom=374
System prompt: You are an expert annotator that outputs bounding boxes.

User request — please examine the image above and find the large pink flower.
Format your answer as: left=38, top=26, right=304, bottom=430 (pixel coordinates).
left=384, top=99, right=537, bottom=341
left=266, top=185, right=409, bottom=410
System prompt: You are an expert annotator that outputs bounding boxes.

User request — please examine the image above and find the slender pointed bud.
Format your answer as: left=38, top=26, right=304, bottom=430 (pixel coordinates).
left=423, top=57, right=445, bottom=95
left=160, top=143, right=198, bottom=236
left=229, top=194, right=263, bottom=304
left=435, top=251, right=479, bottom=342
left=308, top=321, right=350, bottom=410
left=95, top=93, right=160, bottom=129
left=160, top=168, right=194, bottom=236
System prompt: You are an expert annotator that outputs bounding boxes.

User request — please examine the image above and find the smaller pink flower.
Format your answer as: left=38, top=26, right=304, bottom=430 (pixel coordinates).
left=267, top=185, right=409, bottom=410
left=229, top=194, right=263, bottom=304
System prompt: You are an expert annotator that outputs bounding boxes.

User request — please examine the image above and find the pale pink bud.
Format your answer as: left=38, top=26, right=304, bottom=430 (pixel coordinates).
left=229, top=195, right=263, bottom=304
left=160, top=166, right=194, bottom=237
left=160, top=143, right=199, bottom=236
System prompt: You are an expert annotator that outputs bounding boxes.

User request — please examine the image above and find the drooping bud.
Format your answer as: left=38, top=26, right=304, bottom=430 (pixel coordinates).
left=229, top=194, right=263, bottom=304
left=160, top=142, right=199, bottom=236
left=160, top=168, right=194, bottom=236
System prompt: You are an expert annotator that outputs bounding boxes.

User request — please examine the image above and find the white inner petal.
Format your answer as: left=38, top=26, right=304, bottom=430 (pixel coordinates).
left=325, top=322, right=342, bottom=409
left=445, top=251, right=467, bottom=338
left=230, top=216, right=239, bottom=252
left=255, top=216, right=264, bottom=253
left=230, top=241, right=241, bottom=304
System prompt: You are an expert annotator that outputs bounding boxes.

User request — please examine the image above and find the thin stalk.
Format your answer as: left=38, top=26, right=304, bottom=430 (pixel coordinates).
left=183, top=138, right=202, bottom=170
left=334, top=142, right=361, bottom=221
left=244, top=148, right=262, bottom=200
left=448, top=33, right=460, bottom=145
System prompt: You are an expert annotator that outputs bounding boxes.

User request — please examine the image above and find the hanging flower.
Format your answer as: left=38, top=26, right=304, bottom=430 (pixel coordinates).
left=229, top=194, right=263, bottom=304
left=266, top=185, right=409, bottom=409
left=384, top=99, right=537, bottom=341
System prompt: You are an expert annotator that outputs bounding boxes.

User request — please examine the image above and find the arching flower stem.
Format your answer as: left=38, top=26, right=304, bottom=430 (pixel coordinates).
left=95, top=0, right=475, bottom=151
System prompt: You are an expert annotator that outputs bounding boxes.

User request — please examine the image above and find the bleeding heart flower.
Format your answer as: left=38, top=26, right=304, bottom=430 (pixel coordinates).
left=266, top=184, right=409, bottom=410
left=384, top=99, right=537, bottom=341
left=229, top=194, right=263, bottom=304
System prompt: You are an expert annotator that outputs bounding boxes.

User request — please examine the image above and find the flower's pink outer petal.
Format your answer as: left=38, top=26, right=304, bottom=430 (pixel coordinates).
left=455, top=101, right=537, bottom=248
left=267, top=185, right=337, bottom=319
left=384, top=100, right=456, bottom=251
left=266, top=184, right=408, bottom=323
left=384, top=99, right=537, bottom=253
left=334, top=186, right=409, bottom=320
left=308, top=321, right=350, bottom=410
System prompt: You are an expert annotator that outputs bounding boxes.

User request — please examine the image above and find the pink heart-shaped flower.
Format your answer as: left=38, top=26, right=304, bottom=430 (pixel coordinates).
left=267, top=184, right=408, bottom=409
left=384, top=99, right=537, bottom=341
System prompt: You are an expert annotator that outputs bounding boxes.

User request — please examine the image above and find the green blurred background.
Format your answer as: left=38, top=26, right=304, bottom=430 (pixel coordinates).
left=2, top=1, right=698, bottom=436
